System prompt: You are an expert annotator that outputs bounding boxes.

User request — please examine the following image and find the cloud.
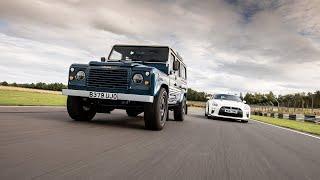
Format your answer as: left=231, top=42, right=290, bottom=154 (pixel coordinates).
left=0, top=0, right=319, bottom=94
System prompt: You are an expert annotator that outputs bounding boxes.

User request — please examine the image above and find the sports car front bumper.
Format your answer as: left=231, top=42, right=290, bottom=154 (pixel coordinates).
left=208, top=106, right=250, bottom=120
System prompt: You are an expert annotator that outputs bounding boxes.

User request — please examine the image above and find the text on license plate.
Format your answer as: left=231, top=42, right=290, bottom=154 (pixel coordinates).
left=225, top=109, right=238, bottom=114
left=89, top=92, right=118, bottom=100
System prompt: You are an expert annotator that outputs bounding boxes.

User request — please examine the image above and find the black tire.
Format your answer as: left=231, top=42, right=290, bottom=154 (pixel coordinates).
left=67, top=96, right=96, bottom=121
left=174, top=96, right=186, bottom=121
left=144, top=88, right=168, bottom=130
left=126, top=110, right=141, bottom=117
left=241, top=120, right=248, bottom=123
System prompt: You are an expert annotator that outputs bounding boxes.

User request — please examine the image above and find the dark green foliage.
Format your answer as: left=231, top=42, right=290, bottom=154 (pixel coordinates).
left=0, top=81, right=67, bottom=91
left=187, top=88, right=209, bottom=102
left=244, top=91, right=320, bottom=108
left=0, top=81, right=8, bottom=86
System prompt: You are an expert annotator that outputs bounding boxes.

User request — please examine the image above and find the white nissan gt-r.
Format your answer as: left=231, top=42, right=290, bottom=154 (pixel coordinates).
left=205, top=94, right=250, bottom=123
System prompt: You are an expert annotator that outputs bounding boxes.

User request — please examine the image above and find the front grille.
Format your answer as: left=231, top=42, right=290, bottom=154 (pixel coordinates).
left=87, top=67, right=129, bottom=90
left=218, top=106, right=243, bottom=118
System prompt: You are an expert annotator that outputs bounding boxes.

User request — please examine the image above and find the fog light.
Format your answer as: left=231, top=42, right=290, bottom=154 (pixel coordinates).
left=69, top=76, right=74, bottom=80
left=144, top=81, right=150, bottom=85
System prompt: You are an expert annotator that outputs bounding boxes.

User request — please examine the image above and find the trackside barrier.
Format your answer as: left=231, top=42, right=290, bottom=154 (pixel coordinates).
left=253, top=111, right=320, bottom=124
left=289, top=114, right=296, bottom=120
left=305, top=115, right=317, bottom=122
left=278, top=113, right=283, bottom=119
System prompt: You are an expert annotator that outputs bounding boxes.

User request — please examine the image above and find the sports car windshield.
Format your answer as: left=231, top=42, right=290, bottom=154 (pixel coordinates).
left=108, top=46, right=169, bottom=62
left=214, top=94, right=242, bottom=102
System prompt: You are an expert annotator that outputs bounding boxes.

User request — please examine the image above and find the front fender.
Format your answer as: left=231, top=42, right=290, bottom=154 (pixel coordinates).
left=152, top=70, right=169, bottom=96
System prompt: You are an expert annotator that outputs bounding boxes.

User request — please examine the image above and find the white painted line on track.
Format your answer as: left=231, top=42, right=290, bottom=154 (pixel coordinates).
left=251, top=119, right=320, bottom=140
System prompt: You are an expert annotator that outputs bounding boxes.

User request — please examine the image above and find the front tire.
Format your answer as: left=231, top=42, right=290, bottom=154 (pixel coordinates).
left=144, top=88, right=168, bottom=130
left=174, top=96, right=186, bottom=121
left=67, top=96, right=96, bottom=121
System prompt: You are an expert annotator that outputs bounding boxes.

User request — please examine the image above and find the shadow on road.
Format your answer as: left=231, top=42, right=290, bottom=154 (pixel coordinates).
left=187, top=114, right=249, bottom=124
left=90, top=117, right=146, bottom=130
left=66, top=113, right=147, bottom=130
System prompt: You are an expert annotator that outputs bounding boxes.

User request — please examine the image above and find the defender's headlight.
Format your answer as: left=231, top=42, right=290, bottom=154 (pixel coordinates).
left=133, top=74, right=143, bottom=84
left=75, top=71, right=86, bottom=80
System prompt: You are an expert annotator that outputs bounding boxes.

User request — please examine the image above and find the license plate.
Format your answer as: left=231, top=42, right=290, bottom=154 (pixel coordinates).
left=89, top=92, right=118, bottom=100
left=225, top=109, right=238, bottom=114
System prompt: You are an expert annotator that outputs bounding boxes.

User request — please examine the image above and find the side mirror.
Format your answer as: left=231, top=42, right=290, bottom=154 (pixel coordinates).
left=206, top=96, right=211, bottom=100
left=101, top=57, right=106, bottom=62
left=243, top=100, right=247, bottom=104
left=173, top=60, right=180, bottom=71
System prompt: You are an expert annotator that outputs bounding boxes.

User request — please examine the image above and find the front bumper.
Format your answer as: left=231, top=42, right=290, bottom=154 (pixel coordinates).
left=62, top=89, right=154, bottom=103
left=208, top=114, right=249, bottom=120
left=208, top=106, right=250, bottom=120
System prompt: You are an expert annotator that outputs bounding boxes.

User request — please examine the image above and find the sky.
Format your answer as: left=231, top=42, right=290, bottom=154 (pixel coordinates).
left=0, top=0, right=319, bottom=95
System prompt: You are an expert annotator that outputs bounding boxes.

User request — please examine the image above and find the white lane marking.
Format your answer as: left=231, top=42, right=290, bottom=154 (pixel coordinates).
left=251, top=119, right=320, bottom=140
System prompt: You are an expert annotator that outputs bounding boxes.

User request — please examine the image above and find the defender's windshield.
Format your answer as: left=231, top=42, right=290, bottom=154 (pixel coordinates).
left=108, top=46, right=169, bottom=62
left=214, top=94, right=242, bottom=102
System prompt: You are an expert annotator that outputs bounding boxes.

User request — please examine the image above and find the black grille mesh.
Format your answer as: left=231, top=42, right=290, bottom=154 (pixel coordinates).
left=87, top=68, right=129, bottom=90
left=218, top=106, right=243, bottom=118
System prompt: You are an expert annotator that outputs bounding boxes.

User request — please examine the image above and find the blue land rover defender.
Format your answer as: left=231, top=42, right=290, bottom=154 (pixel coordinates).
left=62, top=45, right=187, bottom=130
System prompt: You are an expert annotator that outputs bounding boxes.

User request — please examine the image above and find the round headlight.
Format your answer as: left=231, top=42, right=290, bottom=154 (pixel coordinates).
left=133, top=74, right=143, bottom=84
left=75, top=71, right=86, bottom=80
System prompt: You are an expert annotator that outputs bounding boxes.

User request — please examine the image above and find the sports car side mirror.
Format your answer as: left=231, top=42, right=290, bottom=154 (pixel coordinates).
left=243, top=100, right=247, bottom=104
left=206, top=96, right=211, bottom=100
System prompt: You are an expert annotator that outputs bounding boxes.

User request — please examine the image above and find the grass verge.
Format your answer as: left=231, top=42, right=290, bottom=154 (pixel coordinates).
left=251, top=115, right=320, bottom=136
left=0, top=89, right=66, bottom=106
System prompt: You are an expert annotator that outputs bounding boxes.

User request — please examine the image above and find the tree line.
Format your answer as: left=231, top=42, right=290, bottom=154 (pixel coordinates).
left=2, top=81, right=319, bottom=108
left=244, top=91, right=320, bottom=109
left=0, top=81, right=209, bottom=101
left=0, top=81, right=67, bottom=91
left=187, top=88, right=209, bottom=101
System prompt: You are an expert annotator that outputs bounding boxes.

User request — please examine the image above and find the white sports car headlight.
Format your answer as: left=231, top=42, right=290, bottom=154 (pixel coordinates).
left=244, top=105, right=250, bottom=110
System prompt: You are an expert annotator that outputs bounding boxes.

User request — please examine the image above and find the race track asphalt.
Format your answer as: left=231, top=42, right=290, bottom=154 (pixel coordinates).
left=0, top=106, right=319, bottom=180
